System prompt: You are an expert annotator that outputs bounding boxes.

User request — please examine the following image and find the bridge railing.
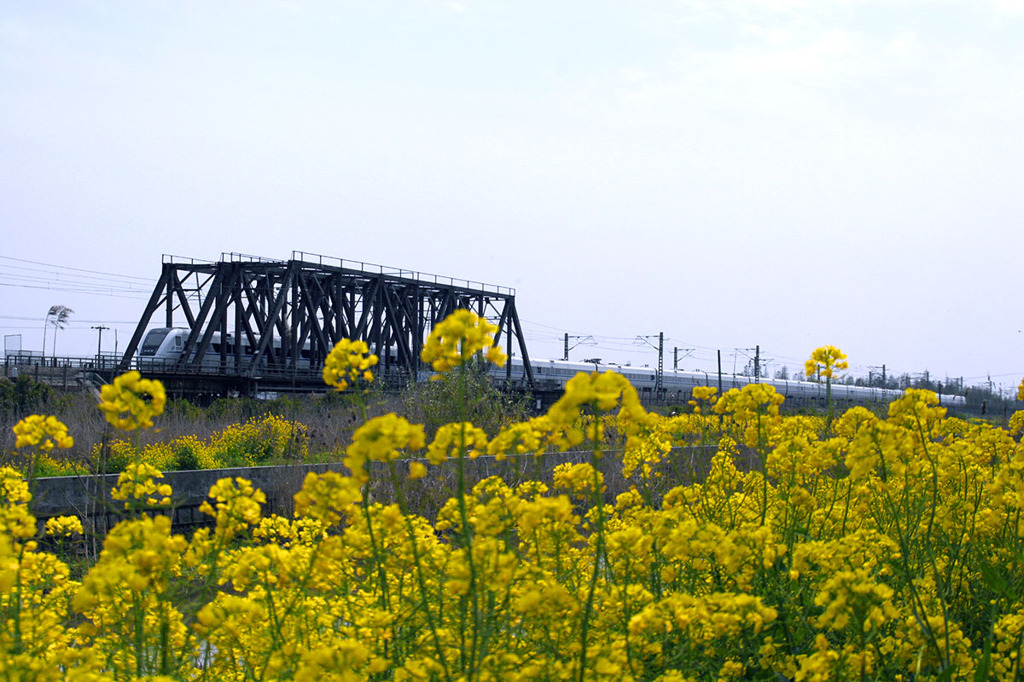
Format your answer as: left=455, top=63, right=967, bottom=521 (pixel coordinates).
left=4, top=354, right=122, bottom=372
left=291, top=250, right=516, bottom=296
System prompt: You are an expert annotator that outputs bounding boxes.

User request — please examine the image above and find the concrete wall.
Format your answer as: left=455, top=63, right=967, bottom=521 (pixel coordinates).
left=28, top=445, right=727, bottom=537
left=30, top=462, right=350, bottom=536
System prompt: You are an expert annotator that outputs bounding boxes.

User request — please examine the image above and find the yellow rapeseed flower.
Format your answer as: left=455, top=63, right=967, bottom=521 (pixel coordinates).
left=714, top=383, right=785, bottom=420
left=293, top=471, right=360, bottom=526
left=200, top=476, right=268, bottom=539
left=886, top=388, right=946, bottom=429
left=427, top=421, right=489, bottom=465
left=622, top=432, right=671, bottom=480
left=322, top=338, right=378, bottom=391
left=110, top=462, right=173, bottom=509
left=691, top=385, right=718, bottom=405
left=804, top=346, right=849, bottom=381
left=420, top=309, right=506, bottom=374
left=0, top=466, right=32, bottom=507
left=546, top=371, right=648, bottom=443
left=345, top=413, right=426, bottom=482
left=1010, top=410, right=1024, bottom=437
left=45, top=515, right=84, bottom=538
left=409, top=461, right=427, bottom=480
left=487, top=417, right=549, bottom=460
left=12, top=415, right=74, bottom=452
left=552, top=462, right=604, bottom=500
left=74, top=514, right=187, bottom=611
left=98, top=371, right=166, bottom=431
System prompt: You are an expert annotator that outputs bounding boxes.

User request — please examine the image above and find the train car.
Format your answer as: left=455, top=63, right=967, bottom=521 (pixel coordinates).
left=137, top=328, right=190, bottom=369
left=490, top=356, right=966, bottom=411
left=136, top=327, right=312, bottom=372
left=134, top=328, right=967, bottom=411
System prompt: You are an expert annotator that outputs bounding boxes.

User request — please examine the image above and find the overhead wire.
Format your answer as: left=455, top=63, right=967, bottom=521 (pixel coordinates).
left=5, top=258, right=1021, bottom=381
left=0, top=255, right=152, bottom=281
left=0, top=255, right=154, bottom=298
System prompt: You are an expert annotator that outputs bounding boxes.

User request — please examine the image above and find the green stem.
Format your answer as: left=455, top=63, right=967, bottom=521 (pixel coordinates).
left=451, top=356, right=482, bottom=679
left=577, top=436, right=608, bottom=682
left=387, top=459, right=452, bottom=681
left=826, top=376, right=833, bottom=435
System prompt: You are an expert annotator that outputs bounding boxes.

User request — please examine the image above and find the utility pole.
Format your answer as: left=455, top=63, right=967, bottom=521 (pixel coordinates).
left=754, top=345, right=760, bottom=382
left=673, top=347, right=694, bottom=370
left=563, top=333, right=596, bottom=361
left=717, top=349, right=723, bottom=395
left=734, top=347, right=756, bottom=377
left=635, top=333, right=664, bottom=392
left=92, top=325, right=109, bottom=361
left=658, top=332, right=663, bottom=391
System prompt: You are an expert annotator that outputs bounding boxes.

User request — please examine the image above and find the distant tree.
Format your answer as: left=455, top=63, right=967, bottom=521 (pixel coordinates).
left=916, top=371, right=936, bottom=392
left=775, top=366, right=790, bottom=380
left=963, top=382, right=1015, bottom=419
left=46, top=305, right=73, bottom=357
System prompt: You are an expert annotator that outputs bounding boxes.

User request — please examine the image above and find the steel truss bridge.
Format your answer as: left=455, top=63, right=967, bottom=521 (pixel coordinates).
left=118, top=252, right=535, bottom=396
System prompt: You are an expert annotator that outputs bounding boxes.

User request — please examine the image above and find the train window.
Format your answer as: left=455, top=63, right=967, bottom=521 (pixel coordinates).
left=140, top=329, right=171, bottom=356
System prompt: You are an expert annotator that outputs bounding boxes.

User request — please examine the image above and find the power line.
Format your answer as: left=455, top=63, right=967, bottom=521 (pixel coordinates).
left=0, top=273, right=149, bottom=291
left=0, top=281, right=150, bottom=299
left=0, top=267, right=151, bottom=289
left=0, top=255, right=152, bottom=282
left=0, top=265, right=149, bottom=289
left=0, top=255, right=155, bottom=300
left=0, top=314, right=138, bottom=323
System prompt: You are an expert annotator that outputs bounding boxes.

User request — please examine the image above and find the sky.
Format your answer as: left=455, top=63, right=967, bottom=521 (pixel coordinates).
left=1, top=0, right=1023, bottom=393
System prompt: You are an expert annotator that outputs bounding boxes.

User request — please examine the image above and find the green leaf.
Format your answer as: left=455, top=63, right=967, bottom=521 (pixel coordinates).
left=979, top=561, right=1007, bottom=594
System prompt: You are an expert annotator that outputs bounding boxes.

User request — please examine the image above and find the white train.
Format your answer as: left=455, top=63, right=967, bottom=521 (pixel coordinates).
left=490, top=357, right=968, bottom=411
left=136, top=327, right=312, bottom=372
left=137, top=327, right=967, bottom=410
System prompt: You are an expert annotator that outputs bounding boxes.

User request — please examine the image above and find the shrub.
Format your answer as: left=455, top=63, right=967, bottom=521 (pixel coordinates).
left=0, top=375, right=54, bottom=417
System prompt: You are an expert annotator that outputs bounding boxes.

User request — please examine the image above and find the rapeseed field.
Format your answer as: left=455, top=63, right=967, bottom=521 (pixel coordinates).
left=4, top=311, right=1024, bottom=680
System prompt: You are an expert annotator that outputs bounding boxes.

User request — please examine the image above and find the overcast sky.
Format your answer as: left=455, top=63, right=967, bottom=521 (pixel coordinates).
left=2, top=1, right=1022, bottom=392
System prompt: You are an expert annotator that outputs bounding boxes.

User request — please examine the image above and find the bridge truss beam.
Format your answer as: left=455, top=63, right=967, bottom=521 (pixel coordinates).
left=119, top=253, right=535, bottom=388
